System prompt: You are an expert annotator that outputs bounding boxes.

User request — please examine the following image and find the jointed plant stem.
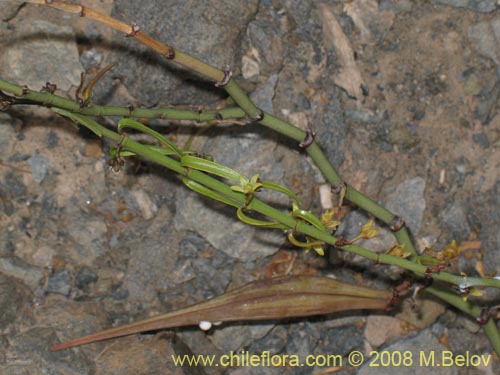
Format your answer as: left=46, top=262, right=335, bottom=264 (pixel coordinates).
left=12, top=0, right=500, bottom=355
left=26, top=0, right=411, bottom=236
left=52, top=112, right=500, bottom=354
left=42, top=111, right=500, bottom=293
left=0, top=79, right=246, bottom=122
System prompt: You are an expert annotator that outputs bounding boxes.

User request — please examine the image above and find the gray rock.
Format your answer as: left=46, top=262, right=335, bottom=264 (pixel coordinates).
left=472, top=179, right=500, bottom=275
left=94, top=335, right=178, bottom=375
left=319, top=321, right=365, bottom=355
left=210, top=322, right=275, bottom=353
left=3, top=170, right=26, bottom=199
left=250, top=74, right=279, bottom=114
left=357, top=329, right=454, bottom=374
left=131, top=188, right=158, bottom=220
left=75, top=266, right=98, bottom=291
left=439, top=202, right=471, bottom=241
left=282, top=0, right=313, bottom=26
left=80, top=49, right=103, bottom=70
left=472, top=132, right=490, bottom=148
left=175, top=233, right=234, bottom=298
left=63, top=211, right=108, bottom=264
left=47, top=270, right=72, bottom=296
left=432, top=0, right=498, bottom=12
left=475, top=71, right=500, bottom=125
left=246, top=19, right=287, bottom=77
left=34, top=295, right=109, bottom=347
left=0, top=257, right=44, bottom=292
left=248, top=324, right=288, bottom=355
left=365, top=315, right=405, bottom=347
left=175, top=187, right=284, bottom=261
left=0, top=20, right=82, bottom=91
left=47, top=130, right=59, bottom=148
left=33, top=299, right=153, bottom=375
left=380, top=0, right=414, bottom=12
left=0, top=273, right=32, bottom=330
left=383, top=177, right=426, bottom=236
left=121, top=207, right=179, bottom=303
left=0, top=114, right=16, bottom=155
left=286, top=322, right=320, bottom=367
left=468, top=18, right=500, bottom=66
left=0, top=1, right=22, bottom=22
left=312, top=90, right=348, bottom=168
left=108, top=0, right=259, bottom=106
left=396, top=297, right=446, bottom=330
left=30, top=153, right=50, bottom=184
left=6, top=326, right=93, bottom=375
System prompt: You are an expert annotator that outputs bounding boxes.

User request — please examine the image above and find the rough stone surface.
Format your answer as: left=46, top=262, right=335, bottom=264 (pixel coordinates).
left=433, top=0, right=498, bottom=13
left=439, top=201, right=472, bottom=241
left=106, top=0, right=259, bottom=106
left=0, top=257, right=44, bottom=292
left=0, top=273, right=32, bottom=330
left=2, top=1, right=500, bottom=374
left=47, top=270, right=72, bottom=296
left=95, top=336, right=179, bottom=375
left=0, top=1, right=22, bottom=21
left=121, top=207, right=178, bottom=303
left=468, top=17, right=500, bottom=66
left=365, top=315, right=406, bottom=347
left=383, top=177, right=426, bottom=236
left=0, top=114, right=16, bottom=155
left=0, top=19, right=82, bottom=91
left=29, top=152, right=50, bottom=184
left=357, top=329, right=455, bottom=375
left=396, top=297, right=447, bottom=330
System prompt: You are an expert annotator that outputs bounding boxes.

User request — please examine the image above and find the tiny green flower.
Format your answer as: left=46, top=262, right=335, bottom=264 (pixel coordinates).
left=360, top=219, right=379, bottom=239
left=385, top=243, right=411, bottom=258
left=320, top=208, right=341, bottom=230
left=350, top=218, right=379, bottom=243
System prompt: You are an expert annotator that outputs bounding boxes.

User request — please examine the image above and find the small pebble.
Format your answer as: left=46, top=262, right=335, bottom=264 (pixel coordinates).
left=75, top=267, right=98, bottom=290
left=47, top=131, right=58, bottom=148
left=47, top=270, right=72, bottom=296
left=132, top=189, right=158, bottom=220
left=473, top=132, right=490, bottom=148
left=80, top=49, right=103, bottom=70
left=30, top=153, right=50, bottom=184
left=199, top=321, right=212, bottom=331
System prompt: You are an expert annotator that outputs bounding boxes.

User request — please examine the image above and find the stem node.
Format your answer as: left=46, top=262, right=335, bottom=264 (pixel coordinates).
left=214, top=69, right=232, bottom=88
left=126, top=22, right=141, bottom=37
left=299, top=128, right=316, bottom=149
left=390, top=215, right=405, bottom=232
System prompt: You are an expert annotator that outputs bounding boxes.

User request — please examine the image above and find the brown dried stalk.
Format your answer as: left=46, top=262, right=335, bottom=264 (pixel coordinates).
left=50, top=275, right=391, bottom=351
left=28, top=0, right=225, bottom=82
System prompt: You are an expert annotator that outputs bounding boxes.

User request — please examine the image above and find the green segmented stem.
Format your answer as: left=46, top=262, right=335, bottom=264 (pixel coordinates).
left=4, top=0, right=500, bottom=354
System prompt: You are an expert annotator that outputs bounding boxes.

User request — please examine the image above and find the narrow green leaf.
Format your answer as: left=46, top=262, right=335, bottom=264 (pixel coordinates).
left=261, top=180, right=301, bottom=205
left=51, top=108, right=103, bottom=137
left=292, top=203, right=326, bottom=231
left=236, top=207, right=288, bottom=229
left=180, top=155, right=243, bottom=181
left=182, top=178, right=240, bottom=208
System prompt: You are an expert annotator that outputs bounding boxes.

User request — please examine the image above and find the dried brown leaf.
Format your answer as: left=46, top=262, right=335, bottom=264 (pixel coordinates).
left=50, top=275, right=391, bottom=351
